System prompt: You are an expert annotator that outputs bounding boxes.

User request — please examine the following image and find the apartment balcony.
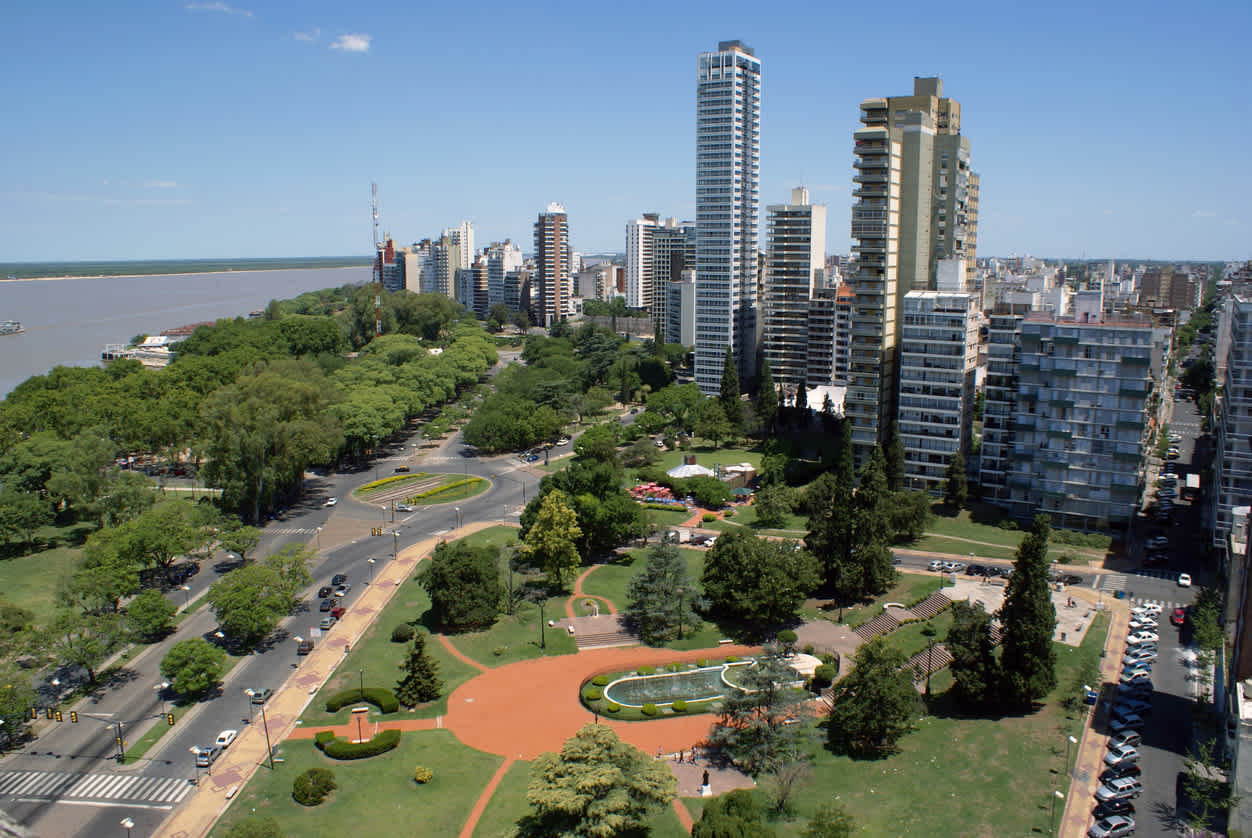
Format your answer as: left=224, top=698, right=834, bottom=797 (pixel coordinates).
left=853, top=170, right=889, bottom=184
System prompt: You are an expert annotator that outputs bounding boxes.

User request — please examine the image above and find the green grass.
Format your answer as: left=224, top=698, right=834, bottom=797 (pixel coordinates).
left=447, top=595, right=577, bottom=666
left=580, top=548, right=706, bottom=612
left=643, top=507, right=694, bottom=529
left=732, top=610, right=1113, bottom=837
left=407, top=475, right=490, bottom=506
left=456, top=525, right=522, bottom=551
left=209, top=730, right=501, bottom=838
left=816, top=573, right=942, bottom=629
left=927, top=510, right=1027, bottom=548
left=353, top=472, right=436, bottom=500
left=0, top=544, right=82, bottom=628
left=656, top=444, right=762, bottom=474
left=908, top=535, right=1019, bottom=561
left=879, top=610, right=956, bottom=660
left=706, top=503, right=808, bottom=534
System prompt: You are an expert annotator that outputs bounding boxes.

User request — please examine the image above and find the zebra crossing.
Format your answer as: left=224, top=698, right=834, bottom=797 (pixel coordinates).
left=0, top=769, right=195, bottom=808
left=1129, top=597, right=1189, bottom=611
left=269, top=526, right=316, bottom=535
left=1100, top=574, right=1128, bottom=593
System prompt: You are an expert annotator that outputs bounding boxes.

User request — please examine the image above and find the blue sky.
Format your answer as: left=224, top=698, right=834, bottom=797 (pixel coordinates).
left=1, top=0, right=1248, bottom=263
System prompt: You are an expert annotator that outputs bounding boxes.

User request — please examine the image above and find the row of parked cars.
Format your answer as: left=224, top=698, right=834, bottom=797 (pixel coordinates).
left=1088, top=602, right=1166, bottom=836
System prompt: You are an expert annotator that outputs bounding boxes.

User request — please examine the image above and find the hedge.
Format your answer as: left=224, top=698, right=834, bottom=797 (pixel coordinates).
left=641, top=703, right=659, bottom=716
left=359, top=473, right=430, bottom=493
left=606, top=703, right=621, bottom=713
left=325, top=687, right=400, bottom=714
left=413, top=766, right=433, bottom=784
left=292, top=767, right=336, bottom=806
left=591, top=675, right=610, bottom=687
left=391, top=624, right=415, bottom=643
left=406, top=477, right=484, bottom=503
left=583, top=688, right=603, bottom=701
left=812, top=664, right=836, bottom=688
left=672, top=699, right=688, bottom=713
left=315, top=728, right=402, bottom=760
left=637, top=665, right=656, bottom=676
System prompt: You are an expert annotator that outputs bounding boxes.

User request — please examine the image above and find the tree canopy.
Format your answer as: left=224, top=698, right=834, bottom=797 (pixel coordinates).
left=998, top=515, right=1057, bottom=706
left=826, top=639, right=917, bottom=758
left=622, top=543, right=700, bottom=645
left=420, top=540, right=503, bottom=630
left=701, top=529, right=819, bottom=627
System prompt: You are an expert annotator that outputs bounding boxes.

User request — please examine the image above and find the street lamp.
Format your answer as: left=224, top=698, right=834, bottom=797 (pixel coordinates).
left=178, top=584, right=191, bottom=607
left=244, top=688, right=256, bottom=723
left=155, top=682, right=170, bottom=716
left=359, top=667, right=365, bottom=696
left=922, top=624, right=937, bottom=699
left=120, top=816, right=134, bottom=838
left=315, top=526, right=322, bottom=551
left=1064, top=735, right=1078, bottom=778
left=454, top=507, right=462, bottom=530
left=1049, top=788, right=1064, bottom=831
left=189, top=745, right=203, bottom=782
left=367, top=557, right=376, bottom=584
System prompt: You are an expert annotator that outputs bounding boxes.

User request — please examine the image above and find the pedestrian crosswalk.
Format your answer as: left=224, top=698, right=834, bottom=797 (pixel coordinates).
left=1100, top=574, right=1128, bottom=593
left=270, top=527, right=316, bottom=535
left=1129, top=569, right=1184, bottom=582
left=1128, top=597, right=1189, bottom=611
left=0, top=770, right=195, bottom=808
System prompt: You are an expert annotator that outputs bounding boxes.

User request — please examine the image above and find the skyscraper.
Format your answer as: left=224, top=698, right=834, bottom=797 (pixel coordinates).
left=625, top=214, right=658, bottom=311
left=762, top=187, right=826, bottom=389
left=694, top=40, right=761, bottom=395
left=533, top=203, right=570, bottom=328
left=846, top=77, right=979, bottom=466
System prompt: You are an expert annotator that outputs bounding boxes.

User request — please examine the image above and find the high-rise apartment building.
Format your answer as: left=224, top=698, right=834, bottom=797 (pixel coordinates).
left=486, top=240, right=523, bottom=311
left=897, top=290, right=978, bottom=492
left=650, top=219, right=696, bottom=332
left=625, top=215, right=657, bottom=311
left=846, top=77, right=980, bottom=465
left=534, top=203, right=570, bottom=328
left=761, top=187, right=827, bottom=389
left=979, top=308, right=1025, bottom=505
left=666, top=271, right=697, bottom=346
left=1213, top=294, right=1252, bottom=551
left=694, top=40, right=761, bottom=394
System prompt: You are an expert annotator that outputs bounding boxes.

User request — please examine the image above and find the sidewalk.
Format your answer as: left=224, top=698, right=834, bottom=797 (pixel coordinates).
left=1057, top=597, right=1131, bottom=837
left=151, top=522, right=499, bottom=838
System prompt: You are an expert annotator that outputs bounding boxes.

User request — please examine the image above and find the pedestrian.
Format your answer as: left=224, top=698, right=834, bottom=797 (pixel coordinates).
left=657, top=745, right=662, bottom=759
left=702, top=770, right=710, bottom=788
left=676, top=750, right=683, bottom=763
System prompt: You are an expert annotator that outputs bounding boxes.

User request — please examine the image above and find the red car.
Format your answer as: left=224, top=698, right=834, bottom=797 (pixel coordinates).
left=1170, top=606, right=1187, bottom=627
left=330, top=606, right=346, bottom=619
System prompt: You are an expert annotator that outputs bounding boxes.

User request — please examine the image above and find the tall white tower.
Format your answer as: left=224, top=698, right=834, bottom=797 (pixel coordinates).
left=694, top=40, right=761, bottom=395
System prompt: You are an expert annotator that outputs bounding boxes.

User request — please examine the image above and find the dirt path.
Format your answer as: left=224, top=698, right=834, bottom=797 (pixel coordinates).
left=565, top=566, right=618, bottom=619
left=458, top=756, right=514, bottom=838
left=437, top=633, right=489, bottom=673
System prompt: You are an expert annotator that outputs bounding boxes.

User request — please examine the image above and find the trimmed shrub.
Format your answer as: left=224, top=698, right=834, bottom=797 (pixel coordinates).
left=723, top=509, right=735, bottom=518
left=777, top=629, right=798, bottom=646
left=325, top=687, right=400, bottom=714
left=591, top=674, right=610, bottom=687
left=391, top=624, right=415, bottom=643
left=697, top=658, right=711, bottom=667
left=725, top=656, right=739, bottom=663
left=702, top=513, right=716, bottom=523
left=316, top=728, right=401, bottom=760
left=493, top=645, right=508, bottom=657
left=314, top=730, right=335, bottom=748
left=606, top=702, right=621, bottom=713
left=641, top=703, right=659, bottom=716
left=583, top=688, right=603, bottom=701
left=666, top=662, right=682, bottom=673
left=803, top=644, right=816, bottom=656
left=672, top=699, right=688, bottom=713
left=812, top=664, right=836, bottom=688
left=413, top=766, right=433, bottom=785
left=637, top=665, right=656, bottom=676
left=292, top=767, right=337, bottom=806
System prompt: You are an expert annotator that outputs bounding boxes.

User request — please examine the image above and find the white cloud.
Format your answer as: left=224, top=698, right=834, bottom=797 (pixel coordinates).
left=330, top=33, right=371, bottom=53
left=1193, top=209, right=1217, bottom=218
left=293, top=27, right=320, bottom=43
left=185, top=1, right=253, bottom=16
left=146, top=180, right=178, bottom=189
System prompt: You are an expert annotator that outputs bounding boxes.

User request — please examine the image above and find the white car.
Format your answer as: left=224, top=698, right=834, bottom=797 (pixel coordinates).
left=1178, top=572, right=1192, bottom=587
left=1128, top=619, right=1158, bottom=632
left=1127, top=631, right=1159, bottom=645
left=396, top=504, right=414, bottom=512
left=1133, top=603, right=1163, bottom=615
left=1104, top=743, right=1140, bottom=766
left=557, top=437, right=571, bottom=446
left=928, top=560, right=945, bottom=571
left=1147, top=536, right=1169, bottom=549
left=215, top=729, right=238, bottom=749
left=325, top=497, right=338, bottom=507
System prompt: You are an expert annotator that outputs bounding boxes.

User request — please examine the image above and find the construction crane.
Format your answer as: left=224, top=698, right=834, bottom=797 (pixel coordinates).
left=371, top=182, right=382, bottom=337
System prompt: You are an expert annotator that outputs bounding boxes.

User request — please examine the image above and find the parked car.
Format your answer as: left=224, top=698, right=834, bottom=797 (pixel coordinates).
left=1127, top=631, right=1159, bottom=644
left=1109, top=712, right=1146, bottom=732
left=331, top=574, right=348, bottom=586
left=1060, top=574, right=1083, bottom=586
left=1099, top=763, right=1142, bottom=783
left=194, top=745, right=220, bottom=767
left=394, top=465, right=410, bottom=473
left=1178, top=573, right=1193, bottom=587
left=1104, top=744, right=1140, bottom=766
left=1088, top=814, right=1136, bottom=837
left=1171, top=606, right=1187, bottom=626
left=215, top=729, right=238, bottom=749
left=1128, top=619, right=1158, bottom=632
left=325, top=497, right=338, bottom=507
left=1170, top=432, right=1183, bottom=443
left=319, top=598, right=335, bottom=612
left=396, top=504, right=414, bottom=512
left=1113, top=699, right=1152, bottom=717
left=1123, top=649, right=1157, bottom=666
left=1147, top=536, right=1169, bottom=549
left=1133, top=603, right=1163, bottom=615
left=334, top=584, right=351, bottom=597
left=1092, top=799, right=1134, bottom=820
left=317, top=586, right=333, bottom=599
left=928, top=560, right=945, bottom=571
left=1108, top=730, right=1142, bottom=749
left=330, top=606, right=345, bottom=619
left=1095, top=777, right=1143, bottom=801
left=557, top=436, right=571, bottom=446
left=320, top=615, right=336, bottom=630
left=1117, top=680, right=1153, bottom=697
left=966, top=564, right=986, bottom=576
left=250, top=688, right=273, bottom=704
left=1166, top=448, right=1180, bottom=459
left=297, top=639, right=314, bottom=655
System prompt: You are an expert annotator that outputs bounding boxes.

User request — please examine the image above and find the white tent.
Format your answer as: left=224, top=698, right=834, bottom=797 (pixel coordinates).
left=666, top=463, right=715, bottom=479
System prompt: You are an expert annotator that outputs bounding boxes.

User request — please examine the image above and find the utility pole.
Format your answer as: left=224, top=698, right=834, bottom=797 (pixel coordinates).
left=371, top=182, right=382, bottom=337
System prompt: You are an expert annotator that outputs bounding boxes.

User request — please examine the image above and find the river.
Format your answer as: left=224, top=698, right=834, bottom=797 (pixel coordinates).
left=0, top=266, right=371, bottom=397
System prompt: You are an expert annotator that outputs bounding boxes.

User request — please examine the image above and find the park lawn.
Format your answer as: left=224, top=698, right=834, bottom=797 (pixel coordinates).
left=352, top=472, right=437, bottom=502
left=446, top=594, right=577, bottom=665
left=408, top=474, right=490, bottom=506
left=827, top=573, right=942, bottom=629
left=879, top=610, right=956, bottom=660
left=656, top=444, right=763, bottom=473
left=643, top=506, right=694, bottom=530
left=927, top=510, right=1027, bottom=548
left=716, top=503, right=808, bottom=533
left=688, top=611, right=1110, bottom=837
left=909, top=535, right=1020, bottom=561
left=581, top=548, right=707, bottom=611
left=209, top=730, right=500, bottom=838
left=300, top=575, right=480, bottom=727
left=0, top=543, right=83, bottom=628
left=457, top=525, right=522, bottom=551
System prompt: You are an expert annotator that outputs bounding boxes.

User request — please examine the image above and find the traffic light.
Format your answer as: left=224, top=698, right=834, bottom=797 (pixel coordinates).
left=55, top=710, right=63, bottom=722
left=28, top=707, right=36, bottom=720
left=70, top=711, right=79, bottom=724
left=45, top=708, right=54, bottom=720
left=166, top=713, right=175, bottom=726
left=371, top=527, right=383, bottom=536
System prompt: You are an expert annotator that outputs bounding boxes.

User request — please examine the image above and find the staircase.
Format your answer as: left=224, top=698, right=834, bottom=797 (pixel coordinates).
left=854, top=611, right=902, bottom=641
left=909, top=592, right=953, bottom=621
left=570, top=615, right=638, bottom=650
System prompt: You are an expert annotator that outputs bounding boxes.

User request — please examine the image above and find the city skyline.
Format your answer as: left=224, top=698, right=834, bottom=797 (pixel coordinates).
left=1, top=0, right=1248, bottom=263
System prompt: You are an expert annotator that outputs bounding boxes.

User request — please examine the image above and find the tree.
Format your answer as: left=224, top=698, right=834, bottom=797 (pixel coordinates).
left=826, top=639, right=917, bottom=758
left=224, top=815, right=285, bottom=838
left=120, top=500, right=216, bottom=578
left=521, top=490, right=583, bottom=589
left=395, top=631, right=443, bottom=706
left=60, top=528, right=141, bottom=614
left=943, top=451, right=968, bottom=509
left=805, top=420, right=856, bottom=594
left=0, top=489, right=52, bottom=554
left=125, top=588, right=178, bottom=641
left=945, top=601, right=999, bottom=708
left=685, top=475, right=733, bottom=509
left=719, top=346, right=741, bottom=429
left=160, top=637, right=227, bottom=698
left=1182, top=737, right=1239, bottom=831
left=218, top=519, right=261, bottom=563
left=694, top=400, right=734, bottom=450
left=882, top=420, right=905, bottom=492
left=707, top=647, right=812, bottom=776
left=755, top=359, right=778, bottom=434
left=522, top=723, right=675, bottom=838
left=752, top=486, right=792, bottom=529
left=692, top=789, right=777, bottom=838
left=802, top=805, right=856, bottom=838
left=207, top=562, right=298, bottom=649
left=0, top=663, right=38, bottom=749
left=701, top=529, right=819, bottom=626
left=887, top=491, right=932, bottom=542
left=622, top=543, right=700, bottom=645
left=794, top=382, right=808, bottom=413
left=998, top=514, right=1057, bottom=706
left=850, top=447, right=897, bottom=596
left=420, top=540, right=503, bottom=630
left=47, top=611, right=125, bottom=682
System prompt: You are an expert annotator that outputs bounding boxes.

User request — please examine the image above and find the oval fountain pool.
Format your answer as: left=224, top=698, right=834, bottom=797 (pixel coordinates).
left=602, top=661, right=754, bottom=708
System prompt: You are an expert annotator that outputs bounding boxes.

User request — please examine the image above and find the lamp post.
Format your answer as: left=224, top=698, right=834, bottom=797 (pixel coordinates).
left=454, top=507, right=462, bottom=530
left=258, top=702, right=274, bottom=769
left=120, top=816, right=134, bottom=838
left=359, top=667, right=365, bottom=696
left=178, top=584, right=191, bottom=607
left=367, top=557, right=376, bottom=585
left=1065, top=734, right=1078, bottom=778
left=244, top=688, right=256, bottom=723
left=921, top=624, right=937, bottom=700
left=155, top=681, right=170, bottom=716
left=315, top=526, right=322, bottom=551
left=676, top=587, right=686, bottom=641
left=189, top=746, right=202, bottom=783
left=393, top=529, right=399, bottom=561
left=1049, top=789, right=1064, bottom=831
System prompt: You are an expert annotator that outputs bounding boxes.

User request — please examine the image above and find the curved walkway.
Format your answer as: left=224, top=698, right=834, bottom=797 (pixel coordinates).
left=438, top=633, right=489, bottom=673
left=565, top=565, right=618, bottom=619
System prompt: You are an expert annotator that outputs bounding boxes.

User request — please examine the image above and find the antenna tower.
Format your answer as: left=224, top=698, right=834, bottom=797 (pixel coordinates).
left=371, top=183, right=382, bottom=337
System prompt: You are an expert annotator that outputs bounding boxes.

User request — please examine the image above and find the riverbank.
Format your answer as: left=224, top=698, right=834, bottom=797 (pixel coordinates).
left=1, top=258, right=369, bottom=282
